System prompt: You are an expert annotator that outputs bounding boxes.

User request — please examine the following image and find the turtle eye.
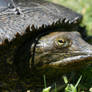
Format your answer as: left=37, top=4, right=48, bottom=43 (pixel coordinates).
left=55, top=38, right=71, bottom=48
left=57, top=39, right=64, bottom=46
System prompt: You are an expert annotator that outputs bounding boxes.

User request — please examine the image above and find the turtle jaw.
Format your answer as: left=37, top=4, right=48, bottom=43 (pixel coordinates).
left=48, top=45, right=92, bottom=68
left=49, top=50, right=92, bottom=67
left=33, top=47, right=92, bottom=70
left=49, top=54, right=92, bottom=67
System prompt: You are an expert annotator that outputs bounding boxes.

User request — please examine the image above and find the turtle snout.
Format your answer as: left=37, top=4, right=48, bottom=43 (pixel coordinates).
left=69, top=33, right=92, bottom=55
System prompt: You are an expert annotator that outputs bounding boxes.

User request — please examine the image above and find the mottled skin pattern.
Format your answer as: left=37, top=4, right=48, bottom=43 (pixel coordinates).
left=0, top=0, right=92, bottom=92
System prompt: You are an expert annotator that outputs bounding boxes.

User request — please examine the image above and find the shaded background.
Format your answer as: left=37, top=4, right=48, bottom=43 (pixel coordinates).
left=48, top=0, right=92, bottom=35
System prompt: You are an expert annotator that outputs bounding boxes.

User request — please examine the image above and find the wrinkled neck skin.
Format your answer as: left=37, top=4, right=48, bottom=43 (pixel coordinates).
left=30, top=31, right=92, bottom=71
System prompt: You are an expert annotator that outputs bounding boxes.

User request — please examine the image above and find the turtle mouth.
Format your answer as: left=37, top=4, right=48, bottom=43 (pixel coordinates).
left=49, top=54, right=92, bottom=67
left=34, top=50, right=92, bottom=68
left=42, top=49, right=92, bottom=67
left=34, top=51, right=92, bottom=73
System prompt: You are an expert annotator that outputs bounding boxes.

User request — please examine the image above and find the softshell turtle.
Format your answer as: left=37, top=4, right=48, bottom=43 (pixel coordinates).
left=0, top=0, right=92, bottom=92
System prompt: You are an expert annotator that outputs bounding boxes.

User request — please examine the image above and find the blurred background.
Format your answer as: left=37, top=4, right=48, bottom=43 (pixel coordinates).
left=48, top=0, right=92, bottom=35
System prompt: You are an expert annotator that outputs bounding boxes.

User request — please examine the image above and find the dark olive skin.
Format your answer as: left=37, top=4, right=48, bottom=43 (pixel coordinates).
left=30, top=31, right=92, bottom=70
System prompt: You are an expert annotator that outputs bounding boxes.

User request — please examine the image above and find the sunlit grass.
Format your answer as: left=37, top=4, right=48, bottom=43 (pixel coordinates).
left=42, top=75, right=92, bottom=92
left=42, top=75, right=83, bottom=92
left=63, top=76, right=82, bottom=92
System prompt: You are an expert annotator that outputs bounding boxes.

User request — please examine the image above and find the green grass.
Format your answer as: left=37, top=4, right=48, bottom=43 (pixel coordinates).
left=42, top=75, right=82, bottom=92
left=48, top=0, right=92, bottom=35
left=63, top=76, right=82, bottom=92
left=42, top=75, right=92, bottom=92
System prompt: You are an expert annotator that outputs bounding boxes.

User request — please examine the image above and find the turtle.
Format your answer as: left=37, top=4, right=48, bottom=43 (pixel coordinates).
left=0, top=0, right=92, bottom=92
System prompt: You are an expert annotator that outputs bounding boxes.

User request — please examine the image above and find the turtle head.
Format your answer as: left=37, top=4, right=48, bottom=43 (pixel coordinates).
left=30, top=31, right=92, bottom=71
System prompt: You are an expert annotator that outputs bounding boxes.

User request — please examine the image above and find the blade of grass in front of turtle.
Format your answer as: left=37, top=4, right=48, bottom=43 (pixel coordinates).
left=63, top=76, right=69, bottom=84
left=54, top=83, right=57, bottom=92
left=75, top=75, right=82, bottom=88
left=42, top=87, right=51, bottom=92
left=43, top=75, right=47, bottom=88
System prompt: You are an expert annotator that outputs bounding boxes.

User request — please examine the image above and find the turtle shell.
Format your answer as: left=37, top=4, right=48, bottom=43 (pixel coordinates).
left=0, top=0, right=82, bottom=45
